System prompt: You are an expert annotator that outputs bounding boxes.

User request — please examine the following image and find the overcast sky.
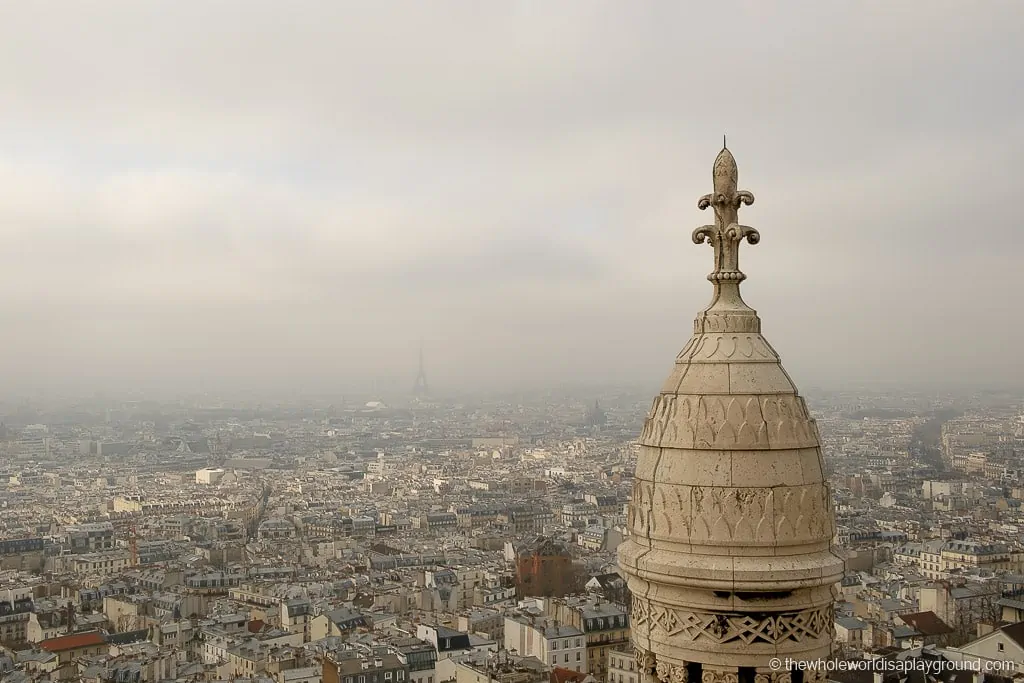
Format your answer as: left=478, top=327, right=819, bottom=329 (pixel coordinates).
left=1, top=1, right=1021, bottom=397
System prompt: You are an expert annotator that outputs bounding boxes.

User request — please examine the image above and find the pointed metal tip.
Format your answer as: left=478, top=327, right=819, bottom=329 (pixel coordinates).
left=723, top=134, right=727, bottom=149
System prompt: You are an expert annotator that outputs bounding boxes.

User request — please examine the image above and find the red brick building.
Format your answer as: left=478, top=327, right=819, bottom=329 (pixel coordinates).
left=515, top=537, right=580, bottom=598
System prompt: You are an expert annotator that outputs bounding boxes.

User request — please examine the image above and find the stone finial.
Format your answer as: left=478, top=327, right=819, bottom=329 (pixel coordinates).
left=693, top=144, right=759, bottom=298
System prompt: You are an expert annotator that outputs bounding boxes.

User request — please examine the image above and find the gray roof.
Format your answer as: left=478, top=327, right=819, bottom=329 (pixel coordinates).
left=836, top=617, right=866, bottom=630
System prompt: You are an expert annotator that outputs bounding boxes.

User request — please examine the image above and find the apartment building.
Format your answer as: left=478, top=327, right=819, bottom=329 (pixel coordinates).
left=606, top=649, right=636, bottom=683
left=545, top=598, right=629, bottom=678
left=503, top=616, right=585, bottom=674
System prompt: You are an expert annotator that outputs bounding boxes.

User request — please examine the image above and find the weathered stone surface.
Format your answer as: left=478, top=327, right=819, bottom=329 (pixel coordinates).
left=639, top=394, right=817, bottom=450
left=618, top=145, right=840, bottom=679
left=629, top=481, right=835, bottom=548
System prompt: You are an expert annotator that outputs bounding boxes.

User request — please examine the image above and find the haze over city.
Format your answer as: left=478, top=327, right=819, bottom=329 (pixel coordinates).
left=1, top=1, right=1021, bottom=397
left=7, top=4, right=1024, bottom=682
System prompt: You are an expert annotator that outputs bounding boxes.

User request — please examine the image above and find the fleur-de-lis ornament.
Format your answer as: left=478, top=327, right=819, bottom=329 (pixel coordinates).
left=693, top=141, right=759, bottom=288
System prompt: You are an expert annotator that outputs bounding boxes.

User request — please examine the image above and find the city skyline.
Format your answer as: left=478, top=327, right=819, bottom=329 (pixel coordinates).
left=1, top=2, right=1022, bottom=395
left=3, top=4, right=1024, bottom=680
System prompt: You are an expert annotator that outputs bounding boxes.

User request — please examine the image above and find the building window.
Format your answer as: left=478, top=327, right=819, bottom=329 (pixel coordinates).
left=999, top=642, right=1005, bottom=652
left=576, top=653, right=581, bottom=662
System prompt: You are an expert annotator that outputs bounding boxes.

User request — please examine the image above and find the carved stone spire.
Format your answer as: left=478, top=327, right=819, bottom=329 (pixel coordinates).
left=618, top=145, right=842, bottom=681
left=692, top=145, right=761, bottom=335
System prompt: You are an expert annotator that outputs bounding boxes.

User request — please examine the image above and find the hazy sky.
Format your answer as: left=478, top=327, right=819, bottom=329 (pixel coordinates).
left=1, top=1, right=1022, bottom=397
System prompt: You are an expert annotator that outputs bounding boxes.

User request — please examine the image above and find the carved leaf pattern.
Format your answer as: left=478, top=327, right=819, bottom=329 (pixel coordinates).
left=629, top=481, right=654, bottom=537
left=654, top=487, right=671, bottom=536
left=668, top=666, right=689, bottom=683
left=692, top=487, right=763, bottom=543
left=655, top=487, right=686, bottom=537
left=677, top=336, right=698, bottom=359
left=676, top=334, right=776, bottom=363
left=732, top=488, right=772, bottom=543
left=701, top=672, right=738, bottom=683
left=695, top=314, right=760, bottom=334
left=633, top=482, right=832, bottom=545
left=641, top=394, right=815, bottom=451
left=690, top=486, right=712, bottom=541
left=774, top=485, right=832, bottom=544
left=774, top=488, right=803, bottom=542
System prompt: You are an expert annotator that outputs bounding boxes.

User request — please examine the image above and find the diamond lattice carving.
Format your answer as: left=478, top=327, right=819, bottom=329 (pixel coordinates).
left=632, top=597, right=834, bottom=645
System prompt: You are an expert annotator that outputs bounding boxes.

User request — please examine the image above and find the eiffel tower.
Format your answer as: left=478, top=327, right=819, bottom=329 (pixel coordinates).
left=412, top=343, right=428, bottom=397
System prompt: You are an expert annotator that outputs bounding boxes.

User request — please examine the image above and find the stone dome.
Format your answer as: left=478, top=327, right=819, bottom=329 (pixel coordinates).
left=617, top=145, right=843, bottom=683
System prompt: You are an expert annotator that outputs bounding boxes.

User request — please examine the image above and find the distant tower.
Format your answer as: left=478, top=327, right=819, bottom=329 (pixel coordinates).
left=585, top=400, right=607, bottom=427
left=412, top=343, right=429, bottom=397
left=618, top=144, right=841, bottom=683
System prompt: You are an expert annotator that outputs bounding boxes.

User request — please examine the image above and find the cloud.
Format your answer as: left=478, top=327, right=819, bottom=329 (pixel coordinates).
left=0, top=0, right=1021, bottom=395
